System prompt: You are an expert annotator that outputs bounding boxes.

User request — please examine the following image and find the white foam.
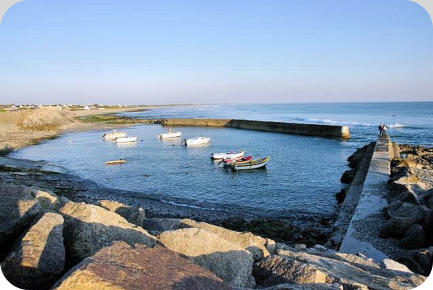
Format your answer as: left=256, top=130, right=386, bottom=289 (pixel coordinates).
left=388, top=123, right=405, bottom=128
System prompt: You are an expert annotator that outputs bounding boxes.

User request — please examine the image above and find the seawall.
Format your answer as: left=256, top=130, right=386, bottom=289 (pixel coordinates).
left=158, top=118, right=350, bottom=139
left=339, top=134, right=392, bottom=262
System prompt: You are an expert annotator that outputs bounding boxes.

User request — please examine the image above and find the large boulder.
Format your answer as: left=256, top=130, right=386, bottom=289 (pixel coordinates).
left=254, top=255, right=328, bottom=286
left=396, top=247, right=433, bottom=277
left=1, top=212, right=65, bottom=289
left=400, top=224, right=426, bottom=249
left=97, top=200, right=145, bottom=226
left=0, top=184, right=41, bottom=256
left=24, top=187, right=63, bottom=211
left=347, top=143, right=372, bottom=169
left=181, top=219, right=275, bottom=261
left=53, top=242, right=231, bottom=290
left=425, top=194, right=433, bottom=209
left=387, top=202, right=426, bottom=223
left=253, top=248, right=425, bottom=289
left=157, top=227, right=255, bottom=288
left=393, top=174, right=420, bottom=185
left=380, top=216, right=418, bottom=239
left=387, top=183, right=419, bottom=204
left=424, top=210, right=433, bottom=245
left=141, top=218, right=187, bottom=234
left=381, top=259, right=413, bottom=274
left=59, top=201, right=156, bottom=265
left=340, top=169, right=356, bottom=184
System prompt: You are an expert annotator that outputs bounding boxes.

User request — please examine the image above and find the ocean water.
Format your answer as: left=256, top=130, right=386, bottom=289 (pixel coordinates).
left=123, top=102, right=433, bottom=148
left=12, top=102, right=433, bottom=217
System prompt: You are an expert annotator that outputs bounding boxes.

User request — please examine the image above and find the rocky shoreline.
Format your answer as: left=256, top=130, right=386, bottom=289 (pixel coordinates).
left=0, top=182, right=426, bottom=289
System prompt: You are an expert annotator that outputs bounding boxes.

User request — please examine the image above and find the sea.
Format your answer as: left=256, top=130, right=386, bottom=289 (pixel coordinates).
left=12, top=102, right=433, bottom=218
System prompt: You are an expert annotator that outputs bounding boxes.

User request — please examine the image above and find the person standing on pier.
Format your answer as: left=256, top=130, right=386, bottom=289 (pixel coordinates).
left=378, top=123, right=384, bottom=136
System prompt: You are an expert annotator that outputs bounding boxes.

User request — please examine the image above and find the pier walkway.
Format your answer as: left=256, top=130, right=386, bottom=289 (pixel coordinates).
left=339, top=134, right=394, bottom=262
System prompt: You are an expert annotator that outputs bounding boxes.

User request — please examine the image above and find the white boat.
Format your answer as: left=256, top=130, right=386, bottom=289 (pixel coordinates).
left=115, top=136, right=137, bottom=143
left=211, top=151, right=245, bottom=160
left=183, top=136, right=211, bottom=146
left=158, top=129, right=182, bottom=139
left=231, top=157, right=270, bottom=171
left=103, top=130, right=127, bottom=141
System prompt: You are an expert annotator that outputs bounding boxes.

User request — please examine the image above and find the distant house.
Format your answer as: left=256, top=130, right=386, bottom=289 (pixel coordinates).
left=83, top=105, right=92, bottom=110
left=10, top=105, right=18, bottom=111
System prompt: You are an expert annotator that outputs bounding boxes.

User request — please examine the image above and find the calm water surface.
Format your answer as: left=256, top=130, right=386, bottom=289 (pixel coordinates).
left=12, top=102, right=433, bottom=216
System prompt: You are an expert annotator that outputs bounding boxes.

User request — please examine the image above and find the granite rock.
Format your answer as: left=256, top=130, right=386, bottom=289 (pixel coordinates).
left=60, top=201, right=156, bottom=265
left=54, top=241, right=231, bottom=290
left=1, top=212, right=65, bottom=289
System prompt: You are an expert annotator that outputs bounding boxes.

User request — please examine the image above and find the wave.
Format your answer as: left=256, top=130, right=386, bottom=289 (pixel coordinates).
left=291, top=117, right=372, bottom=127
left=387, top=123, right=405, bottom=128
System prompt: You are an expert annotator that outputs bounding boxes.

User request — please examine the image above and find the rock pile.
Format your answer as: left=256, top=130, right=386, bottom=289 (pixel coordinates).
left=380, top=144, right=433, bottom=276
left=0, top=184, right=428, bottom=289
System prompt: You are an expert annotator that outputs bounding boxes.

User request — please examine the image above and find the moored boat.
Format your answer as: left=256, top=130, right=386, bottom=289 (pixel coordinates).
left=221, top=155, right=252, bottom=167
left=105, top=159, right=127, bottom=165
left=103, top=130, right=127, bottom=141
left=230, top=156, right=270, bottom=170
left=211, top=150, right=245, bottom=160
left=115, top=136, right=137, bottom=143
left=183, top=136, right=211, bottom=146
left=158, top=129, right=182, bottom=139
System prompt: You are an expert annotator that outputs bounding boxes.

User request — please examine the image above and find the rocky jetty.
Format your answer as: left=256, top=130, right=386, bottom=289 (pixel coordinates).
left=327, top=142, right=375, bottom=248
left=377, top=144, right=433, bottom=276
left=0, top=183, right=427, bottom=289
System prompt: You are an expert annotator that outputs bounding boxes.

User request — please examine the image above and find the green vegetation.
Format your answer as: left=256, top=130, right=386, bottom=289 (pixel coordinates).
left=29, top=134, right=60, bottom=146
left=76, top=114, right=145, bottom=124
left=0, top=146, right=13, bottom=156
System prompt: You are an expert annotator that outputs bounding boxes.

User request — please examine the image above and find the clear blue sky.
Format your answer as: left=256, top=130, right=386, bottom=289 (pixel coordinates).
left=0, top=0, right=432, bottom=104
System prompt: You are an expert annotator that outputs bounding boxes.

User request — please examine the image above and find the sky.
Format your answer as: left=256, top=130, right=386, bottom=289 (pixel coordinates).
left=0, top=0, right=432, bottom=105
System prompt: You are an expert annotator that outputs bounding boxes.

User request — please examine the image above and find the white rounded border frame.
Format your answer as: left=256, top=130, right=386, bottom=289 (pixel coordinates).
left=0, top=0, right=432, bottom=289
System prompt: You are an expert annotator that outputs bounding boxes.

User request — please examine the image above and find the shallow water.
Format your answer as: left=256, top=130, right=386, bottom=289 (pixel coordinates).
left=12, top=124, right=350, bottom=215
left=12, top=102, right=433, bottom=216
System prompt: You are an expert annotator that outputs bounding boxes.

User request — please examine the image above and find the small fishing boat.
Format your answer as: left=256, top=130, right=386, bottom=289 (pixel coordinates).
left=103, top=130, right=126, bottom=141
left=183, top=136, right=211, bottom=146
left=211, top=150, right=245, bottom=160
left=105, top=159, right=127, bottom=165
left=221, top=155, right=252, bottom=167
left=115, top=136, right=137, bottom=143
left=230, top=157, right=270, bottom=171
left=158, top=129, right=182, bottom=139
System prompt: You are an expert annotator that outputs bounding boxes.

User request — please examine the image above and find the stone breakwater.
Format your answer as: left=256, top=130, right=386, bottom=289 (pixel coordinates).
left=0, top=183, right=427, bottom=289
left=158, top=118, right=351, bottom=139
left=328, top=135, right=433, bottom=278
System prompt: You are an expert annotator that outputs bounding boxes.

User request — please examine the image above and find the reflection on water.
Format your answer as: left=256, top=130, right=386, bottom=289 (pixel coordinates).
left=12, top=124, right=351, bottom=215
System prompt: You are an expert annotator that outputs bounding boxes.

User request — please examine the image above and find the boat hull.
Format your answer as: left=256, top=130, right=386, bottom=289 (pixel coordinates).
left=158, top=132, right=182, bottom=139
left=105, top=160, right=127, bottom=165
left=231, top=157, right=270, bottom=171
left=211, top=151, right=244, bottom=160
left=116, top=137, right=137, bottom=143
left=184, top=137, right=211, bottom=146
left=103, top=131, right=127, bottom=140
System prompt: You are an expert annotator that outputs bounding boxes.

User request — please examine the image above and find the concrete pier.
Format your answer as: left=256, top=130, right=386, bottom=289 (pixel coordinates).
left=159, top=118, right=350, bottom=139
left=339, top=134, right=392, bottom=262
